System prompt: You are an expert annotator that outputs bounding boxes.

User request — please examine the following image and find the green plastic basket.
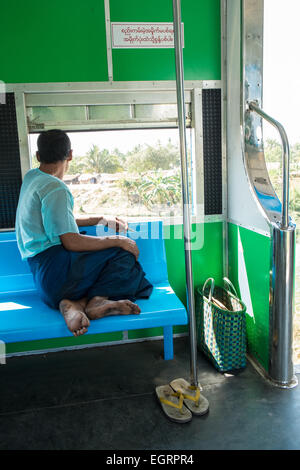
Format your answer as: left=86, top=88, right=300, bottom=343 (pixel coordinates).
left=196, top=277, right=247, bottom=372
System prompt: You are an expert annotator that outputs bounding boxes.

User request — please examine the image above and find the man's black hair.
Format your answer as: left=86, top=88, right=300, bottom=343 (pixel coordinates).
left=37, top=129, right=71, bottom=164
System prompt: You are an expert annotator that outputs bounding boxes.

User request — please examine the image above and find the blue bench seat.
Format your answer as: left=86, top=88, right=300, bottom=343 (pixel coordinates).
left=0, top=221, right=188, bottom=359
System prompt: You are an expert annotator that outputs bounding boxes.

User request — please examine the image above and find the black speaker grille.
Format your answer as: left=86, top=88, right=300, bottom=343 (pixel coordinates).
left=202, top=88, right=222, bottom=215
left=0, top=93, right=22, bottom=228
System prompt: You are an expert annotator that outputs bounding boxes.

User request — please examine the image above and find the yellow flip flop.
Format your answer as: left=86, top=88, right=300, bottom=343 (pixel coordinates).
left=170, top=378, right=209, bottom=416
left=155, top=384, right=192, bottom=423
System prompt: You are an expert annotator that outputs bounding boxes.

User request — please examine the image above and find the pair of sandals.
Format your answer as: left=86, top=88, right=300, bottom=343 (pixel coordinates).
left=156, top=378, right=209, bottom=423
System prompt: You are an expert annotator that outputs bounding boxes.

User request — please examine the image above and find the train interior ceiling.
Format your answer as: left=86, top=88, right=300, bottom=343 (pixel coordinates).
left=1, top=0, right=300, bottom=451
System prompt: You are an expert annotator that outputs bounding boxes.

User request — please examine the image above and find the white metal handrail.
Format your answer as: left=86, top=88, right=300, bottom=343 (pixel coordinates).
left=249, top=100, right=290, bottom=229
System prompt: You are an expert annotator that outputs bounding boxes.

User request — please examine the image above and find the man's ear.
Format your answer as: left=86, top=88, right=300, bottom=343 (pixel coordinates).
left=36, top=151, right=41, bottom=162
left=67, top=149, right=73, bottom=161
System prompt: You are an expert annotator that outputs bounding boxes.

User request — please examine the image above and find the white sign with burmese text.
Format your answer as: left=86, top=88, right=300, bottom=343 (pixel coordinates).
left=111, top=22, right=184, bottom=49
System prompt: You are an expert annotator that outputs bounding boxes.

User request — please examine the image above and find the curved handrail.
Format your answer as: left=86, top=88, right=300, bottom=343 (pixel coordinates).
left=248, top=100, right=290, bottom=230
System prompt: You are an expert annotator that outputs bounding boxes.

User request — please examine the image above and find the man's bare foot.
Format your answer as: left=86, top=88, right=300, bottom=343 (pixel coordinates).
left=59, top=298, right=90, bottom=337
left=85, top=296, right=141, bottom=320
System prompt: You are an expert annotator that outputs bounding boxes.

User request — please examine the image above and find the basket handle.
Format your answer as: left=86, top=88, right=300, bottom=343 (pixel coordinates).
left=223, top=277, right=238, bottom=297
left=202, top=278, right=215, bottom=303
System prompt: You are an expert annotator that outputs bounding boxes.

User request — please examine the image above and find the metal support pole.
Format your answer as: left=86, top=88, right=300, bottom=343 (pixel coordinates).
left=270, top=224, right=297, bottom=387
left=172, top=0, right=198, bottom=387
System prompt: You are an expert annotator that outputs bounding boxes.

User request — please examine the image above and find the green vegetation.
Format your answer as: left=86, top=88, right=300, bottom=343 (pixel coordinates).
left=68, top=139, right=180, bottom=176
left=264, top=139, right=300, bottom=235
left=118, top=172, right=182, bottom=211
left=62, top=139, right=183, bottom=217
left=126, top=141, right=180, bottom=172
left=65, top=140, right=183, bottom=216
left=72, top=145, right=125, bottom=174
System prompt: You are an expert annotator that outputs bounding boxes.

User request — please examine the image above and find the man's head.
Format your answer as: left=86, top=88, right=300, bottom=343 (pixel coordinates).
left=36, top=130, right=72, bottom=164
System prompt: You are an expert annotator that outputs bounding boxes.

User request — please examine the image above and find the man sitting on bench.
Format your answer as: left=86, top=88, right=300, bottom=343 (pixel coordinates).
left=15, top=130, right=153, bottom=337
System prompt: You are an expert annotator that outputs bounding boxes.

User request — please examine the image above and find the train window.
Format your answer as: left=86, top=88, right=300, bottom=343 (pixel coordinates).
left=264, top=0, right=300, bottom=364
left=29, top=128, right=195, bottom=222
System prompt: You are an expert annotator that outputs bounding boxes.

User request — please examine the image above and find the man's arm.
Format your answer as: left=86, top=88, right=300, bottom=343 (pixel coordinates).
left=75, top=215, right=128, bottom=232
left=59, top=232, right=139, bottom=260
left=75, top=216, right=106, bottom=227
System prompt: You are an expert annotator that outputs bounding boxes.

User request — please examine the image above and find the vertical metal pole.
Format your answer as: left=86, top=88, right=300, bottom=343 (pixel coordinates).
left=15, top=92, right=31, bottom=179
left=104, top=0, right=113, bottom=82
left=172, top=0, right=198, bottom=387
left=270, top=225, right=297, bottom=387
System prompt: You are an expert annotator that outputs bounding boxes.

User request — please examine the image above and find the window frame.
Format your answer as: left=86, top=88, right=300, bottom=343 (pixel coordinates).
left=9, top=80, right=223, bottom=224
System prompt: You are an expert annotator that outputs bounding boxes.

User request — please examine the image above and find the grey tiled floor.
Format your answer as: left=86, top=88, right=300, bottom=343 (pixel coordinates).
left=0, top=337, right=299, bottom=450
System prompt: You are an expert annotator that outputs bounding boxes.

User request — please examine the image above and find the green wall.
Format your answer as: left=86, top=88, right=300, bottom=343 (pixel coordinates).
left=0, top=0, right=221, bottom=83
left=110, top=0, right=221, bottom=81
left=228, top=223, right=271, bottom=371
left=164, top=222, right=224, bottom=305
left=0, top=0, right=108, bottom=83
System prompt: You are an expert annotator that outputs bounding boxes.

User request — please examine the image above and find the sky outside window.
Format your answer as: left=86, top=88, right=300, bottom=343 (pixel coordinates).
left=263, top=0, right=300, bottom=144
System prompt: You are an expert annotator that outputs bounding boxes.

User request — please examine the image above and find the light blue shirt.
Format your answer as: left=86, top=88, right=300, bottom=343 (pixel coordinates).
left=15, top=168, right=79, bottom=259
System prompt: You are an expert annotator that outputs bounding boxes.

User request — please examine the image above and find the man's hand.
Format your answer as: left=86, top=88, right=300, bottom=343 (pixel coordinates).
left=104, top=217, right=129, bottom=233
left=116, top=236, right=139, bottom=260
left=60, top=232, right=139, bottom=260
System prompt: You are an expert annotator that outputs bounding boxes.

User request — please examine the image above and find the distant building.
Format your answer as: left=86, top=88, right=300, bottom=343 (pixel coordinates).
left=99, top=173, right=123, bottom=184
left=78, top=173, right=100, bottom=184
left=63, top=174, right=80, bottom=185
